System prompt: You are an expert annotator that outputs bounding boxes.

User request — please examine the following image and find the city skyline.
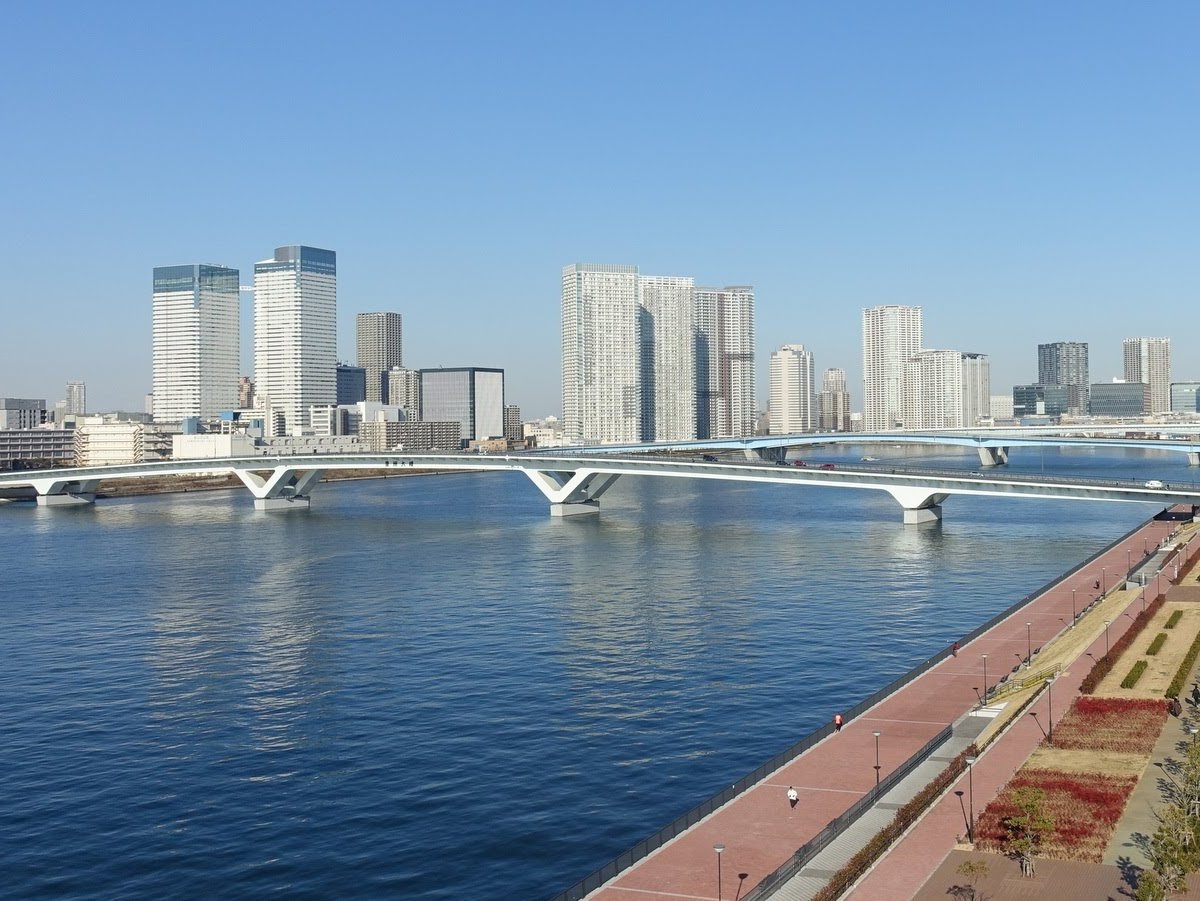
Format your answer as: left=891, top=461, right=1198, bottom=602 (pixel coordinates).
left=2, top=5, right=1197, bottom=416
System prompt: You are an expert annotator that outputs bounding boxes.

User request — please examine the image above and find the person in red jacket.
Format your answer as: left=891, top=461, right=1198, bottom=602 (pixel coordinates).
left=833, top=712, right=844, bottom=733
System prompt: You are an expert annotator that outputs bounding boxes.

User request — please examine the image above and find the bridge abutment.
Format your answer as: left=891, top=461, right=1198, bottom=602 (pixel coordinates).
left=254, top=496, right=311, bottom=512
left=550, top=500, right=601, bottom=516
left=36, top=492, right=96, bottom=506
left=1189, top=452, right=1200, bottom=467
left=902, top=505, right=942, bottom=525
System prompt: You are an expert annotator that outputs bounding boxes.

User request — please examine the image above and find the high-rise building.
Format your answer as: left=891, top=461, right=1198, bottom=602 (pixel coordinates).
left=503, top=404, right=522, bottom=443
left=384, top=366, right=421, bottom=414
left=66, top=381, right=86, bottom=415
left=1037, top=342, right=1089, bottom=414
left=151, top=264, right=240, bottom=422
left=862, top=306, right=922, bottom=431
left=253, top=245, right=337, bottom=435
left=1123, top=337, right=1171, bottom=414
left=768, top=344, right=815, bottom=434
left=818, top=368, right=852, bottom=432
left=238, top=376, right=255, bottom=409
left=561, top=264, right=641, bottom=444
left=638, top=275, right=696, bottom=441
left=695, top=286, right=756, bottom=439
left=901, top=350, right=989, bottom=429
left=336, top=363, right=367, bottom=405
left=419, top=367, right=504, bottom=445
left=356, top=312, right=403, bottom=403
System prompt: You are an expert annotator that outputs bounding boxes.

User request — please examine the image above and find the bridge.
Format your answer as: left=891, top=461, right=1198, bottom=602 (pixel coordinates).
left=567, top=427, right=1200, bottom=467
left=1, top=452, right=1197, bottom=524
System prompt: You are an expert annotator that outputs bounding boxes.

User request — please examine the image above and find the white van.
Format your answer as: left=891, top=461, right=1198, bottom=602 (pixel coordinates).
left=1145, top=480, right=1165, bottom=489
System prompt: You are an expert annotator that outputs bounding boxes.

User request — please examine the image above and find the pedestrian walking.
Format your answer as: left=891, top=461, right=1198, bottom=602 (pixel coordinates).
left=951, top=641, right=960, bottom=657
left=833, top=712, right=843, bottom=733
left=1191, top=683, right=1199, bottom=706
left=787, top=786, right=798, bottom=808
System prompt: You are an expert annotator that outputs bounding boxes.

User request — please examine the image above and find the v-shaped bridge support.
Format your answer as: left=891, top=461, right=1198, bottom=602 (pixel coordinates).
left=235, top=466, right=324, bottom=511
left=523, top=468, right=622, bottom=516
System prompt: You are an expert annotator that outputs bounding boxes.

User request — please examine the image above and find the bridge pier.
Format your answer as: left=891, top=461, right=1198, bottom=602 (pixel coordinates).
left=31, top=478, right=101, bottom=507
left=888, top=488, right=950, bottom=525
left=525, top=470, right=620, bottom=515
left=977, top=446, right=1009, bottom=467
left=1189, top=452, right=1200, bottom=467
left=749, top=446, right=787, bottom=464
left=236, top=467, right=323, bottom=511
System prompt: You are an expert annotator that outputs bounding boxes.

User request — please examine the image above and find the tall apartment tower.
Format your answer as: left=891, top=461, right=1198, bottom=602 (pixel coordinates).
left=561, top=263, right=641, bottom=444
left=356, top=312, right=403, bottom=403
left=385, top=366, right=421, bottom=414
left=253, top=245, right=337, bottom=436
left=818, top=368, right=852, bottom=432
left=638, top=275, right=696, bottom=441
left=65, top=381, right=86, bottom=415
left=769, top=344, right=815, bottom=434
left=1037, top=342, right=1089, bottom=414
left=862, top=306, right=922, bottom=431
left=151, top=264, right=240, bottom=422
left=1123, top=337, right=1171, bottom=414
left=695, top=287, right=756, bottom=439
left=901, top=350, right=989, bottom=429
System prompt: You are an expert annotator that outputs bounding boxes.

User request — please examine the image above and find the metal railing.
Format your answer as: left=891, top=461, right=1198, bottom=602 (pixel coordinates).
left=741, top=725, right=953, bottom=900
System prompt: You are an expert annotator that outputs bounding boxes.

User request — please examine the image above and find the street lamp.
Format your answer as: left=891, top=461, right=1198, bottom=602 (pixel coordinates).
left=1045, top=677, right=1055, bottom=745
left=873, top=731, right=882, bottom=799
left=982, top=655, right=989, bottom=703
left=1188, top=725, right=1198, bottom=747
left=954, top=790, right=969, bottom=841
left=713, top=844, right=725, bottom=901
left=965, top=756, right=977, bottom=842
left=1102, top=567, right=1107, bottom=592
left=1026, top=622, right=1032, bottom=666
left=1072, top=588, right=1077, bottom=624
left=1103, top=619, right=1111, bottom=656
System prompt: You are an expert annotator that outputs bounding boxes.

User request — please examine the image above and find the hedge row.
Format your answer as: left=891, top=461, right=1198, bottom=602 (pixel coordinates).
left=1166, top=610, right=1183, bottom=629
left=1121, top=660, right=1148, bottom=689
left=1080, top=595, right=1166, bottom=694
left=1147, top=633, right=1167, bottom=655
left=812, top=743, right=980, bottom=900
left=1166, top=627, right=1200, bottom=699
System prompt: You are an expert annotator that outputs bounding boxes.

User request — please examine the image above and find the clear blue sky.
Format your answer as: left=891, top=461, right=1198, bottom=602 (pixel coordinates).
left=2, top=2, right=1196, bottom=418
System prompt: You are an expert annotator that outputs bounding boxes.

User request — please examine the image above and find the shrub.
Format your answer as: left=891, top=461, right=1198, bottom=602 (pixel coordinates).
left=1147, top=633, right=1167, bottom=655
left=1167, top=628, right=1200, bottom=699
left=1122, top=660, right=1149, bottom=688
left=975, top=768, right=1138, bottom=862
left=1166, top=610, right=1183, bottom=629
left=1052, top=697, right=1166, bottom=755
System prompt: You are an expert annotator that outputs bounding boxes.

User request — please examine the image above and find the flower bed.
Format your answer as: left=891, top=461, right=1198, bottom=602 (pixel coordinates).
left=1121, top=660, right=1148, bottom=688
left=974, top=768, right=1138, bottom=861
left=1147, top=633, right=1167, bottom=655
left=1050, top=696, right=1166, bottom=755
left=1166, top=610, right=1183, bottom=629
left=1079, top=594, right=1165, bottom=694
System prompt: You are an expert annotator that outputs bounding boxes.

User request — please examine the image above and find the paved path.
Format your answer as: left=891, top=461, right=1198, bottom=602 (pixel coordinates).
left=582, top=515, right=1184, bottom=901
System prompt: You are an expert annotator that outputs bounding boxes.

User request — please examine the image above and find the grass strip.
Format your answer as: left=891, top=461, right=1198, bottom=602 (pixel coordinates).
left=1166, top=610, right=1183, bottom=629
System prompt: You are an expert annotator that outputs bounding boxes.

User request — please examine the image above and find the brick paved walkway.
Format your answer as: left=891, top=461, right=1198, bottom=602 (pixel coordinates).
left=582, top=516, right=1185, bottom=901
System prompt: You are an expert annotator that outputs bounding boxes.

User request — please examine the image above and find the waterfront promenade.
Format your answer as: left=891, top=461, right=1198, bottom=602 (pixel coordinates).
left=582, top=513, right=1187, bottom=901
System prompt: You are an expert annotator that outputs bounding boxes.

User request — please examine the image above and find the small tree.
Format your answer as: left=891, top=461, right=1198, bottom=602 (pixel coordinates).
left=1004, top=786, right=1054, bottom=877
left=1144, top=805, right=1193, bottom=897
left=953, top=858, right=990, bottom=900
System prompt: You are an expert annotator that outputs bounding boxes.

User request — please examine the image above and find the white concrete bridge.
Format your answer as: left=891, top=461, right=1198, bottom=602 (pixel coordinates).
left=1, top=452, right=1197, bottom=524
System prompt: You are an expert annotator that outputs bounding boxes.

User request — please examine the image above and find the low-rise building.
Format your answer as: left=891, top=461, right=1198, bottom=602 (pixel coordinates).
left=360, top=420, right=461, bottom=453
left=0, top=428, right=75, bottom=469
left=75, top=418, right=143, bottom=466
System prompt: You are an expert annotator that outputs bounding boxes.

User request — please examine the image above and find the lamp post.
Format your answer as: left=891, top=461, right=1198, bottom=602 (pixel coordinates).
left=713, top=844, right=724, bottom=901
left=1026, top=622, right=1032, bottom=666
left=1102, top=567, right=1107, bottom=592
left=1045, top=677, right=1055, bottom=745
left=873, top=731, right=882, bottom=800
left=1128, top=548, right=1132, bottom=573
left=1072, top=588, right=1077, bottom=624
left=954, top=790, right=969, bottom=841
left=965, top=756, right=977, bottom=842
left=982, top=655, right=989, bottom=703
left=1188, top=725, right=1198, bottom=748
left=1103, top=619, right=1110, bottom=656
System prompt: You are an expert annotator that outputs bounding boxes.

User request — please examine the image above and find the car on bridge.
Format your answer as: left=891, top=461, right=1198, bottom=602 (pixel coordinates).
left=1145, top=480, right=1165, bottom=489
left=792, top=460, right=806, bottom=467
left=819, top=463, right=836, bottom=470
left=702, top=454, right=719, bottom=462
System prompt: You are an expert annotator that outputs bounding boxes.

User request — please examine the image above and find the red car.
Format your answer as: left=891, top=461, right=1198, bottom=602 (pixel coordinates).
left=819, top=463, right=836, bottom=470
left=792, top=460, right=806, bottom=467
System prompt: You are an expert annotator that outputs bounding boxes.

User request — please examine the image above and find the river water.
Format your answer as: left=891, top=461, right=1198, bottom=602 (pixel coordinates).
left=0, top=445, right=1193, bottom=898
